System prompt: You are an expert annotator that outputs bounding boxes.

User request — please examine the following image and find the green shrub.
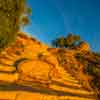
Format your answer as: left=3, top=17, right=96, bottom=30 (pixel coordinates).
left=0, top=0, right=30, bottom=50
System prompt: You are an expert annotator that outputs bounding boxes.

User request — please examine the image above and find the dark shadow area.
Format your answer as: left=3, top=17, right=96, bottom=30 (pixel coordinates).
left=13, top=58, right=30, bottom=67
left=0, top=58, right=32, bottom=74
left=0, top=71, right=16, bottom=74
left=0, top=81, right=95, bottom=99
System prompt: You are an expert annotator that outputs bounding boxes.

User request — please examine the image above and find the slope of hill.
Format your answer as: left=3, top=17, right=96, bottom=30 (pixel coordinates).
left=0, top=32, right=99, bottom=100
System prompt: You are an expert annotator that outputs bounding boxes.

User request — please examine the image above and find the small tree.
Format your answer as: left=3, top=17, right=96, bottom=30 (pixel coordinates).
left=52, top=39, right=58, bottom=47
left=52, top=36, right=65, bottom=48
left=52, top=33, right=81, bottom=48
left=65, top=33, right=81, bottom=48
left=0, top=0, right=31, bottom=50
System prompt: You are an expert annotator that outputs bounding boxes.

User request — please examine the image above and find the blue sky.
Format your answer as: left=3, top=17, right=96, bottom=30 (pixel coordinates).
left=23, top=0, right=100, bottom=52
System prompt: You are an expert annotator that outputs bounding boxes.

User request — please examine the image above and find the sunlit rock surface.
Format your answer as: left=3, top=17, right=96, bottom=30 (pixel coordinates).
left=0, top=32, right=97, bottom=100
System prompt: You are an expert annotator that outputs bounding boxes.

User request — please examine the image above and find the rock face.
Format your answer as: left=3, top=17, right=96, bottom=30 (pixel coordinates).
left=18, top=60, right=53, bottom=84
left=0, top=32, right=97, bottom=100
left=76, top=41, right=90, bottom=51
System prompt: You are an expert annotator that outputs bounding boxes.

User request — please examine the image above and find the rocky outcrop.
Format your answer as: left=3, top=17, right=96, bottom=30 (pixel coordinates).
left=0, top=32, right=98, bottom=100
left=75, top=41, right=90, bottom=51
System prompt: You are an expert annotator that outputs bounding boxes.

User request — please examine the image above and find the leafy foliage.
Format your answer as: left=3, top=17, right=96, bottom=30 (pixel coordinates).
left=21, top=15, right=30, bottom=26
left=65, top=33, right=81, bottom=47
left=0, top=0, right=30, bottom=50
left=52, top=37, right=65, bottom=48
left=52, top=33, right=81, bottom=48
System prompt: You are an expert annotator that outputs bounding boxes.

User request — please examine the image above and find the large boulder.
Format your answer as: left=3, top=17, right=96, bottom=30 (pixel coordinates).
left=17, top=60, right=53, bottom=84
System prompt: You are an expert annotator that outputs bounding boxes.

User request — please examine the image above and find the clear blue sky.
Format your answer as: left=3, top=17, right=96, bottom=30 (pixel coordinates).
left=23, top=0, right=100, bottom=52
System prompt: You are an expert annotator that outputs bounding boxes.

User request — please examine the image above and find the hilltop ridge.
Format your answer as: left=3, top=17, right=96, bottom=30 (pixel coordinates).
left=0, top=32, right=99, bottom=100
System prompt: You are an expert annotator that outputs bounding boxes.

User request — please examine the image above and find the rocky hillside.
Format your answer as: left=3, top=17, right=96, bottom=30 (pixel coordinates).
left=0, top=32, right=99, bottom=100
